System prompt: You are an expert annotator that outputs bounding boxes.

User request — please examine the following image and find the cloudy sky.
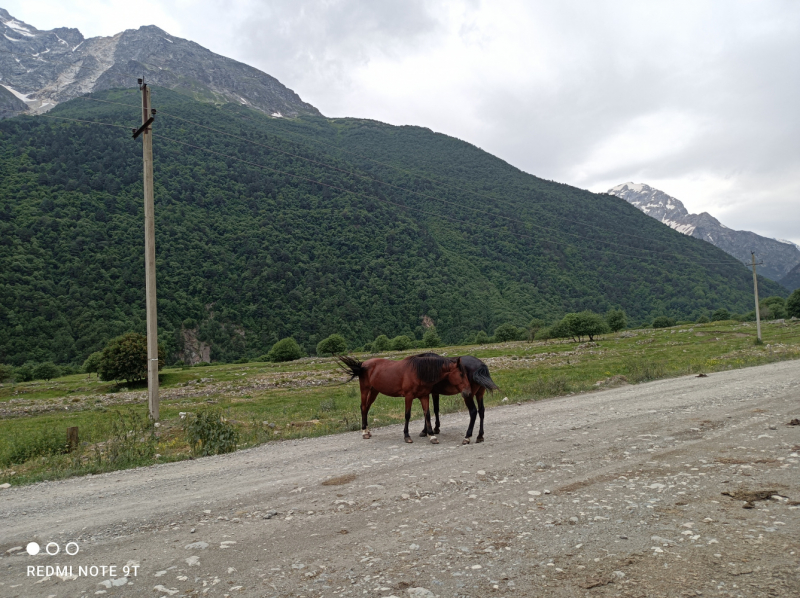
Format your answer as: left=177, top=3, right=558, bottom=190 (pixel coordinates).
left=6, top=0, right=800, bottom=244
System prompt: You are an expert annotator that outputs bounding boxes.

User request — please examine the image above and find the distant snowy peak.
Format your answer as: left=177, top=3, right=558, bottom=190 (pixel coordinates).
left=607, top=182, right=696, bottom=235
left=0, top=8, right=319, bottom=118
left=608, top=182, right=800, bottom=284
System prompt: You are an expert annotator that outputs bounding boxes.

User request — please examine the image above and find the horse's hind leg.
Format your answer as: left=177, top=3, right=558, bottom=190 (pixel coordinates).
left=403, top=396, right=414, bottom=443
left=361, top=387, right=378, bottom=439
left=462, top=394, right=478, bottom=445
left=475, top=387, right=486, bottom=443
left=420, top=396, right=438, bottom=444
left=419, top=393, right=441, bottom=436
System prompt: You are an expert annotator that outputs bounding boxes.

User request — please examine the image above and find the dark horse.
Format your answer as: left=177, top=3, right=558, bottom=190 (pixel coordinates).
left=338, top=354, right=471, bottom=444
left=417, top=354, right=499, bottom=444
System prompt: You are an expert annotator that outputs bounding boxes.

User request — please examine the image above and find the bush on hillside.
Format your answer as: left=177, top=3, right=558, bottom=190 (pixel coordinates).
left=527, top=318, right=546, bottom=340
left=390, top=335, right=413, bottom=351
left=0, top=364, right=14, bottom=383
left=423, top=328, right=442, bottom=348
left=605, top=309, right=627, bottom=332
left=268, top=337, right=304, bottom=362
left=33, top=362, right=60, bottom=381
left=475, top=330, right=489, bottom=344
left=652, top=316, right=676, bottom=328
left=561, top=311, right=609, bottom=341
left=14, top=363, right=35, bottom=382
left=97, top=332, right=165, bottom=383
left=83, top=351, right=103, bottom=375
left=696, top=314, right=710, bottom=324
left=760, top=296, right=786, bottom=320
left=711, top=308, right=731, bottom=322
left=184, top=408, right=239, bottom=456
left=788, top=289, right=800, bottom=319
left=372, top=335, right=390, bottom=352
left=494, top=322, right=519, bottom=342
left=316, top=333, right=347, bottom=356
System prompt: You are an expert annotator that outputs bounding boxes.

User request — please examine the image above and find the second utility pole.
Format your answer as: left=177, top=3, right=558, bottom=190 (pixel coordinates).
left=751, top=252, right=762, bottom=343
left=136, top=79, right=159, bottom=420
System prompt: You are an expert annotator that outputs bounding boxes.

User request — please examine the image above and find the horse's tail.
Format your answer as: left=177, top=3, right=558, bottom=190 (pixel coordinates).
left=471, top=363, right=499, bottom=392
left=337, top=355, right=365, bottom=383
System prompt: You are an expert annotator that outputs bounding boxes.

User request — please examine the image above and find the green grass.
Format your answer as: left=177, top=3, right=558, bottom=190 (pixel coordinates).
left=1, top=319, right=798, bottom=486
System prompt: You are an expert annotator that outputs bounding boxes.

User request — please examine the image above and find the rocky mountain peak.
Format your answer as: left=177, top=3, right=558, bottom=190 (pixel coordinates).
left=608, top=182, right=800, bottom=284
left=0, top=8, right=319, bottom=118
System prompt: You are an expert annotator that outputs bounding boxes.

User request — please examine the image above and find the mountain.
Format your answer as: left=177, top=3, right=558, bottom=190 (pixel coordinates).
left=780, top=263, right=800, bottom=292
left=607, top=183, right=800, bottom=283
left=0, top=88, right=787, bottom=366
left=0, top=8, right=319, bottom=119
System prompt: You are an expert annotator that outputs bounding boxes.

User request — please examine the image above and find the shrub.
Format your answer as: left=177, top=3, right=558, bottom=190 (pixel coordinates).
left=0, top=364, right=14, bottom=383
left=560, top=311, right=609, bottom=341
left=103, top=408, right=157, bottom=465
left=423, top=328, right=442, bottom=348
left=696, top=315, right=710, bottom=324
left=475, top=330, right=489, bottom=344
left=372, top=335, right=390, bottom=352
left=33, top=362, right=61, bottom=381
left=268, top=337, right=304, bottom=362
left=549, top=318, right=574, bottom=339
left=527, top=318, right=546, bottom=340
left=605, top=309, right=627, bottom=332
left=316, top=333, right=348, bottom=356
left=711, top=308, right=730, bottom=322
left=494, top=322, right=519, bottom=342
left=184, top=408, right=239, bottom=456
left=760, top=296, right=786, bottom=320
left=1, top=426, right=68, bottom=466
left=14, top=363, right=34, bottom=382
left=652, top=316, right=676, bottom=328
left=390, top=335, right=413, bottom=351
left=97, top=332, right=165, bottom=383
left=788, top=289, right=800, bottom=319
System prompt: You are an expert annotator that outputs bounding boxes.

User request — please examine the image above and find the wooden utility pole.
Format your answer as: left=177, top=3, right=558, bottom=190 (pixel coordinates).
left=134, top=79, right=159, bottom=420
left=751, top=252, right=762, bottom=343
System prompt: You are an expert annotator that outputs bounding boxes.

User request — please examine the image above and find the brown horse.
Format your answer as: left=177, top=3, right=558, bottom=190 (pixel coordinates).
left=338, top=354, right=471, bottom=444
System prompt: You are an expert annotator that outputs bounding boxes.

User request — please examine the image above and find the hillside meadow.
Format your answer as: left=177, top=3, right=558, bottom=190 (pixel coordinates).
left=1, top=318, right=798, bottom=487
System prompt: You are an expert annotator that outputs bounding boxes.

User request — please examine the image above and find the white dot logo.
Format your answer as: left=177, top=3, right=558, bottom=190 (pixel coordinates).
left=26, top=542, right=40, bottom=556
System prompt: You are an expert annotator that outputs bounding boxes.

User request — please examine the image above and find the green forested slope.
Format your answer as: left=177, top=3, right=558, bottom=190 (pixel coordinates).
left=0, top=88, right=785, bottom=365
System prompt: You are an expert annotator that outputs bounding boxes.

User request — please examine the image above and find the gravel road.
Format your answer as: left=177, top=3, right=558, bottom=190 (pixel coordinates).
left=2, top=360, right=799, bottom=598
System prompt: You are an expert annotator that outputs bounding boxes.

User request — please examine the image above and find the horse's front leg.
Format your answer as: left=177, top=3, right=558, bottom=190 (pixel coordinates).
left=433, top=393, right=441, bottom=434
left=420, top=396, right=438, bottom=444
left=403, top=396, right=414, bottom=443
left=475, top=387, right=486, bottom=443
left=462, top=393, right=478, bottom=445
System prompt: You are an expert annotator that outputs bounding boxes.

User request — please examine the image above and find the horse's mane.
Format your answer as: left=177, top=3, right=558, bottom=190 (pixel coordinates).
left=406, top=353, right=461, bottom=383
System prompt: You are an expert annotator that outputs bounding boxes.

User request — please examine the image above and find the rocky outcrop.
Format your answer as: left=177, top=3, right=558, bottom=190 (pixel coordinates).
left=0, top=8, right=320, bottom=119
left=608, top=182, right=800, bottom=283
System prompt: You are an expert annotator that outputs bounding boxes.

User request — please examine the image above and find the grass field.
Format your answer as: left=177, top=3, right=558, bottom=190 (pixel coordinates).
left=1, top=319, right=798, bottom=486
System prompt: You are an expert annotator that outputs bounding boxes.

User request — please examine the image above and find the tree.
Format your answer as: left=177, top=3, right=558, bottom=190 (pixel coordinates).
left=474, top=330, right=489, bottom=344
left=696, top=314, right=710, bottom=324
left=390, top=335, right=413, bottom=351
left=97, top=332, right=165, bottom=383
left=711, top=308, right=731, bottom=322
left=527, top=318, right=545, bottom=340
left=423, top=328, right=442, bottom=348
left=652, top=316, right=676, bottom=328
left=562, top=311, right=609, bottom=341
left=605, top=309, right=626, bottom=332
left=760, top=296, right=786, bottom=320
left=33, top=362, right=61, bottom=381
left=372, top=335, right=390, bottom=352
left=788, top=289, right=800, bottom=319
left=268, top=337, right=304, bottom=362
left=316, top=333, right=347, bottom=356
left=494, top=322, right=519, bottom=342
left=14, top=363, right=35, bottom=382
left=82, top=351, right=103, bottom=375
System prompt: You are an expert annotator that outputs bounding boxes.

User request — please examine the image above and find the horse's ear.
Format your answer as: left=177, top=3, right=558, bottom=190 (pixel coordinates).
left=456, top=357, right=461, bottom=367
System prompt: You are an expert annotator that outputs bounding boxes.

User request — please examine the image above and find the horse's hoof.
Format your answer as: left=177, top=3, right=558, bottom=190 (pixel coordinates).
left=362, top=432, right=371, bottom=439
left=462, top=438, right=471, bottom=445
left=419, top=430, right=428, bottom=437
left=433, top=427, right=440, bottom=434
left=429, top=436, right=439, bottom=444
left=476, top=436, right=484, bottom=444
left=404, top=437, right=414, bottom=444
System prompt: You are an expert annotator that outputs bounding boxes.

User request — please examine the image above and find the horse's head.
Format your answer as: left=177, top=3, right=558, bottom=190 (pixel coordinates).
left=444, top=357, right=472, bottom=398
